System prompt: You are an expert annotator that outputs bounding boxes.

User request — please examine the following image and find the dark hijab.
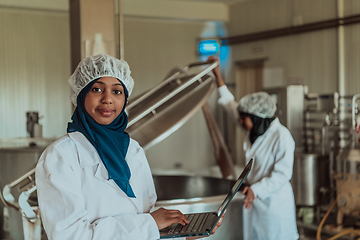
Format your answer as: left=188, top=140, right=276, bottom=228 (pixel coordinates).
left=241, top=112, right=275, bottom=144
left=67, top=79, right=136, bottom=198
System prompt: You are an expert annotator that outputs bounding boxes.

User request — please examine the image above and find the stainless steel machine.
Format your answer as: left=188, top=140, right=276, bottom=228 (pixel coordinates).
left=265, top=85, right=360, bottom=239
left=264, top=85, right=305, bottom=151
left=334, top=94, right=360, bottom=225
left=264, top=86, right=352, bottom=207
left=264, top=86, right=329, bottom=207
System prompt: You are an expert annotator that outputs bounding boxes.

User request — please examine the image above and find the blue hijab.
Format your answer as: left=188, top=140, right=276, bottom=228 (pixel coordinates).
left=67, top=78, right=135, bottom=198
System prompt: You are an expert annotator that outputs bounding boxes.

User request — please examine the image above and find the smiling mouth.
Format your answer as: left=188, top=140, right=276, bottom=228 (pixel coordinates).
left=97, top=109, right=114, bottom=117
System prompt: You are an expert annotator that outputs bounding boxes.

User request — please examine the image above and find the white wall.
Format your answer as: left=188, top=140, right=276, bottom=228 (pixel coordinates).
left=0, top=8, right=71, bottom=139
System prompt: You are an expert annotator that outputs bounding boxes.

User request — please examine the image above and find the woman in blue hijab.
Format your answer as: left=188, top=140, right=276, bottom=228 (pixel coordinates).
left=36, top=54, right=225, bottom=240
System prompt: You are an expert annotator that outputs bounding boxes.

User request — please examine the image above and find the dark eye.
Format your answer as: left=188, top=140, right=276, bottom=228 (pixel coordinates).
left=114, top=89, right=122, bottom=95
left=92, top=87, right=102, bottom=93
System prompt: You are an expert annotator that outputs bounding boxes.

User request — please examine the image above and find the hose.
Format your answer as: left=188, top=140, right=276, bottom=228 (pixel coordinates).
left=327, top=228, right=360, bottom=240
left=316, top=198, right=360, bottom=240
left=316, top=198, right=337, bottom=240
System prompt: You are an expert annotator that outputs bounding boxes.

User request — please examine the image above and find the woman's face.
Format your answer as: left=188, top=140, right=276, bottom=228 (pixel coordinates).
left=238, top=114, right=253, bottom=131
left=84, top=77, right=126, bottom=125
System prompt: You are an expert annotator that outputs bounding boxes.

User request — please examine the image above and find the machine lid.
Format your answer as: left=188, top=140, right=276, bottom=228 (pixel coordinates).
left=126, top=61, right=218, bottom=150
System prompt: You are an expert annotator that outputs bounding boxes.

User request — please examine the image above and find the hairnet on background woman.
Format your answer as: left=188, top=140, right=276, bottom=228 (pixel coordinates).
left=237, top=92, right=276, bottom=118
left=237, top=92, right=277, bottom=144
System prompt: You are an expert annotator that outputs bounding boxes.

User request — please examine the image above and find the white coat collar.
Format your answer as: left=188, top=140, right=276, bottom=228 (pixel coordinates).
left=68, top=132, right=111, bottom=180
left=266, top=118, right=280, bottom=133
left=255, top=117, right=280, bottom=139
left=68, top=132, right=144, bottom=212
left=68, top=132, right=142, bottom=181
left=68, top=132, right=100, bottom=168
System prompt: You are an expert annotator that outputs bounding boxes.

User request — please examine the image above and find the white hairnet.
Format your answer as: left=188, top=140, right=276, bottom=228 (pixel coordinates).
left=237, top=92, right=276, bottom=118
left=68, top=54, right=135, bottom=106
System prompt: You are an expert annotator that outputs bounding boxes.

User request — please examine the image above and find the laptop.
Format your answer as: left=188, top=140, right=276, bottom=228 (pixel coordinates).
left=159, top=158, right=253, bottom=239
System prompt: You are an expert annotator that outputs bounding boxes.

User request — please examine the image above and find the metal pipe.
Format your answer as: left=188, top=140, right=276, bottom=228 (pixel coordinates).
left=351, top=94, right=360, bottom=130
left=321, top=125, right=327, bottom=156
left=221, top=14, right=360, bottom=45
left=329, top=140, right=335, bottom=202
left=118, top=0, right=125, bottom=60
left=337, top=0, right=345, bottom=97
left=337, top=0, right=348, bottom=150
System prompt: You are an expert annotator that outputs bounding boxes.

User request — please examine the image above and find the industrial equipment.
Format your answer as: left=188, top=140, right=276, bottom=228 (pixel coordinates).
left=264, top=85, right=305, bottom=151
left=265, top=85, right=360, bottom=239
left=334, top=94, right=360, bottom=225
left=1, top=169, right=43, bottom=240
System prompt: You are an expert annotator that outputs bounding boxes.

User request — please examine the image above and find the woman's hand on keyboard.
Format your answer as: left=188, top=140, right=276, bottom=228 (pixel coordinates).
left=151, top=207, right=189, bottom=230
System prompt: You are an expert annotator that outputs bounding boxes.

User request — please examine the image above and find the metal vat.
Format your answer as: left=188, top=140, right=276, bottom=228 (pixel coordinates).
left=126, top=62, right=217, bottom=150
left=154, top=175, right=243, bottom=240
left=292, top=153, right=330, bottom=206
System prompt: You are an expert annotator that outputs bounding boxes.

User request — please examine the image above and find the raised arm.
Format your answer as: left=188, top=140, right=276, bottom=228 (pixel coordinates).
left=207, top=56, right=225, bottom=88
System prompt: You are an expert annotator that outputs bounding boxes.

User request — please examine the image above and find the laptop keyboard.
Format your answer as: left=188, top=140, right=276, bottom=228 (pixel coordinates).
left=168, top=212, right=212, bottom=234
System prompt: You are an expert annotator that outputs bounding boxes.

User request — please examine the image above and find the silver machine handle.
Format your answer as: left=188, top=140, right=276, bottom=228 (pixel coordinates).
left=1, top=168, right=37, bottom=221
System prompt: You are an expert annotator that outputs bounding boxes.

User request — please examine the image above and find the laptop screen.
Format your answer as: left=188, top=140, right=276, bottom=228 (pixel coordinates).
left=216, top=158, right=253, bottom=216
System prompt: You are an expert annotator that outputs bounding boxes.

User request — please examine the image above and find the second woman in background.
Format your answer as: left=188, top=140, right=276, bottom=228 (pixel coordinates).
left=208, top=56, right=299, bottom=240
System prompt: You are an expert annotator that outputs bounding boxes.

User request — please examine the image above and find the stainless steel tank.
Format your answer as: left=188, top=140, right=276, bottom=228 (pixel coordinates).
left=292, top=152, right=330, bottom=206
left=154, top=175, right=243, bottom=240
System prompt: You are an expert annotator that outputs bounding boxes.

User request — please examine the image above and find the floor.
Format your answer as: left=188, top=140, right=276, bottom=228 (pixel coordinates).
left=297, top=223, right=355, bottom=240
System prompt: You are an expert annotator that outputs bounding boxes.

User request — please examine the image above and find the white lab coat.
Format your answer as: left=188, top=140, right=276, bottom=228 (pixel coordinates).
left=217, top=86, right=299, bottom=240
left=35, top=132, right=161, bottom=240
